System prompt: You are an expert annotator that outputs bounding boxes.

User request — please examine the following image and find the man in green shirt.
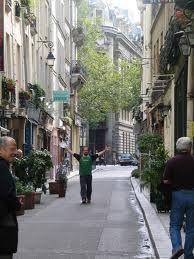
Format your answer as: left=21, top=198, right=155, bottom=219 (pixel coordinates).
left=65, top=146, right=109, bottom=204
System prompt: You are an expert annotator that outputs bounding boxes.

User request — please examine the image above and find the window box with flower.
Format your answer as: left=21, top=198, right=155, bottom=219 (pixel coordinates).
left=2, top=77, right=16, bottom=91
left=19, top=90, right=31, bottom=100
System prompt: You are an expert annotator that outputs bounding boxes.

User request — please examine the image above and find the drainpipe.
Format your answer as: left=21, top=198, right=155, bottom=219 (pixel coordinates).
left=21, top=8, right=28, bottom=88
left=186, top=49, right=194, bottom=151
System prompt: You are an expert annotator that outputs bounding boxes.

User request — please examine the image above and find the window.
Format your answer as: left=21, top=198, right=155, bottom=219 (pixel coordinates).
left=96, top=9, right=103, bottom=18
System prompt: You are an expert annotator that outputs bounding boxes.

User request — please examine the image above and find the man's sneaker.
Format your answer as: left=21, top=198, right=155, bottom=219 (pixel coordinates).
left=87, top=199, right=91, bottom=204
left=82, top=198, right=86, bottom=204
left=170, top=248, right=184, bottom=259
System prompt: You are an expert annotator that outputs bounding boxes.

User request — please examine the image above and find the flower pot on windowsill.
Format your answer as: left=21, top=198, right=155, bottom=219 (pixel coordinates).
left=7, top=85, right=15, bottom=92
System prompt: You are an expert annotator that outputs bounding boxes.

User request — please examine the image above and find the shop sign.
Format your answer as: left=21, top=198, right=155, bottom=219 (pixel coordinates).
left=53, top=90, right=69, bottom=102
left=0, top=0, right=4, bottom=71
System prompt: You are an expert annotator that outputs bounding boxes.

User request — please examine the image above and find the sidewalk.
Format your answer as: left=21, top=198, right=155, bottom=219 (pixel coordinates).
left=130, top=177, right=171, bottom=259
left=130, top=176, right=186, bottom=259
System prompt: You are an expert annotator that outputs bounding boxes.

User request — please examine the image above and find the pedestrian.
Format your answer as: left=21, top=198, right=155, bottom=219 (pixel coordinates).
left=163, top=137, right=194, bottom=259
left=0, top=136, right=22, bottom=259
left=65, top=146, right=109, bottom=204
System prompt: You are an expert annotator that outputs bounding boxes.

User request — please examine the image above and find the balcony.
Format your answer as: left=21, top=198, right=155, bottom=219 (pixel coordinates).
left=72, top=26, right=85, bottom=47
left=5, top=0, right=12, bottom=13
left=15, top=2, right=21, bottom=22
left=159, top=18, right=181, bottom=73
left=30, top=14, right=37, bottom=36
left=2, top=83, right=16, bottom=107
left=71, top=60, right=87, bottom=87
left=1, top=78, right=16, bottom=107
left=24, top=12, right=37, bottom=35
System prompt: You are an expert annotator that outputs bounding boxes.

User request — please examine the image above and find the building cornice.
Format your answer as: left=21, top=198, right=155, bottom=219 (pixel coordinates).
left=102, top=25, right=142, bottom=58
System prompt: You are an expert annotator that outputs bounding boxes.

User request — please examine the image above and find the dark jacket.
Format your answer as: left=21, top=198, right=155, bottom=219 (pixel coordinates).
left=163, top=153, right=194, bottom=190
left=0, top=157, right=21, bottom=254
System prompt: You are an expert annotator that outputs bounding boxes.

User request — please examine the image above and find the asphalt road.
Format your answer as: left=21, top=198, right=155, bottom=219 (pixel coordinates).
left=14, top=165, right=156, bottom=259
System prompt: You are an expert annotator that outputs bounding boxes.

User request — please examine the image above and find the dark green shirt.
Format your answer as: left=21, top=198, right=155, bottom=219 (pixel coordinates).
left=74, top=153, right=98, bottom=176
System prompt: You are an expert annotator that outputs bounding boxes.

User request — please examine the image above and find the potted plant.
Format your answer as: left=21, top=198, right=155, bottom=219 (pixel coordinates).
left=15, top=179, right=26, bottom=216
left=15, top=178, right=35, bottom=210
left=19, top=90, right=31, bottom=100
left=13, top=149, right=53, bottom=204
left=137, top=132, right=163, bottom=202
left=5, top=77, right=16, bottom=91
left=26, top=149, right=53, bottom=191
left=56, top=163, right=68, bottom=197
left=22, top=185, right=35, bottom=210
left=139, top=144, right=169, bottom=212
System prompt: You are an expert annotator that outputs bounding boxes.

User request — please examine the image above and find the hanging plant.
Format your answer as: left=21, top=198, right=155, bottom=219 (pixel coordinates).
left=29, top=83, right=45, bottom=108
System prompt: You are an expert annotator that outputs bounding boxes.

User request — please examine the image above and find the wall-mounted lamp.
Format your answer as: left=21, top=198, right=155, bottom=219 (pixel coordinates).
left=158, top=104, right=171, bottom=118
left=37, top=40, right=55, bottom=68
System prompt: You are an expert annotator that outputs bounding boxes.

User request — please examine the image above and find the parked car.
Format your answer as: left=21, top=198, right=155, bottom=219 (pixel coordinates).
left=119, top=154, right=133, bottom=165
left=130, top=156, right=139, bottom=166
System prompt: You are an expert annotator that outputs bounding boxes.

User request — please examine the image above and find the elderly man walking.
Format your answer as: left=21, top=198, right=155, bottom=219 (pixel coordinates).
left=0, top=136, right=22, bottom=259
left=163, top=137, right=194, bottom=259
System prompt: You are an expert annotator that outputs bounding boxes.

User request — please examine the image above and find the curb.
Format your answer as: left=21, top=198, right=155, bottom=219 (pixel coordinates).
left=130, top=176, right=171, bottom=259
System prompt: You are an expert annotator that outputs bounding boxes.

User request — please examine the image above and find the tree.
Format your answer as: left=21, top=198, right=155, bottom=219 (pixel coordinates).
left=77, top=1, right=141, bottom=125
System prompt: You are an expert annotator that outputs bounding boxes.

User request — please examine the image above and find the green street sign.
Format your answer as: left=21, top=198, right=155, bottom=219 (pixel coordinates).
left=53, top=90, right=69, bottom=102
left=143, top=0, right=175, bottom=3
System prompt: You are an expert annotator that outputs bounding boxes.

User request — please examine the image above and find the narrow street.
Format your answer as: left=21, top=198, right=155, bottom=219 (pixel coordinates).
left=14, top=166, right=156, bottom=259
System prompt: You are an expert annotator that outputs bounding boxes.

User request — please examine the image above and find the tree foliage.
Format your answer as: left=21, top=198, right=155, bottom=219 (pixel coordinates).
left=137, top=132, right=163, bottom=155
left=77, top=1, right=141, bottom=124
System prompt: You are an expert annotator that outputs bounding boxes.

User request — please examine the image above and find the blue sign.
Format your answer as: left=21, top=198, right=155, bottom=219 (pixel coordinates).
left=53, top=90, right=69, bottom=102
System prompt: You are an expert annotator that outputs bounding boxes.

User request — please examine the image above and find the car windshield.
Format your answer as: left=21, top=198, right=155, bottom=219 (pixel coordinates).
left=120, top=154, right=132, bottom=159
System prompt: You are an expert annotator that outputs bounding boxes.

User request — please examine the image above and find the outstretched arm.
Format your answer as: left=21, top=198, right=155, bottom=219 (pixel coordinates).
left=97, top=146, right=110, bottom=156
left=65, top=147, right=74, bottom=155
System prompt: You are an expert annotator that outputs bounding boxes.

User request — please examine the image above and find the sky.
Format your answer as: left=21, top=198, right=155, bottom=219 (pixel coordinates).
left=108, top=0, right=140, bottom=23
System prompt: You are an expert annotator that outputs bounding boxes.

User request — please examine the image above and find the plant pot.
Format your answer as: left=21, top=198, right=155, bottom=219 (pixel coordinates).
left=49, top=181, right=59, bottom=194
left=24, top=191, right=35, bottom=209
left=16, top=195, right=25, bottom=216
left=58, top=182, right=67, bottom=198
left=34, top=191, right=42, bottom=204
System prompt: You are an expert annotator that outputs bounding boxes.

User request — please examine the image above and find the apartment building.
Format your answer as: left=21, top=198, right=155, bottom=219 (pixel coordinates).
left=137, top=0, right=194, bottom=155
left=0, top=0, right=84, bottom=175
left=88, top=0, right=142, bottom=163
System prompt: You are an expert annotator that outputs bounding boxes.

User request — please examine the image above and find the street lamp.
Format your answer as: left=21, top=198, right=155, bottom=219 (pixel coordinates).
left=37, top=40, right=55, bottom=68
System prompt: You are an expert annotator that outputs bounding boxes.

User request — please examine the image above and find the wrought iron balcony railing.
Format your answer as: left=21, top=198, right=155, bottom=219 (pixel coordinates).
left=71, top=60, right=87, bottom=79
left=159, top=19, right=181, bottom=73
left=2, top=83, right=16, bottom=106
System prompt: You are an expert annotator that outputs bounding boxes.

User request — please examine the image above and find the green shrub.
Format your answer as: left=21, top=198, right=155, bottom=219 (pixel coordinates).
left=140, top=144, right=169, bottom=191
left=131, top=169, right=140, bottom=178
